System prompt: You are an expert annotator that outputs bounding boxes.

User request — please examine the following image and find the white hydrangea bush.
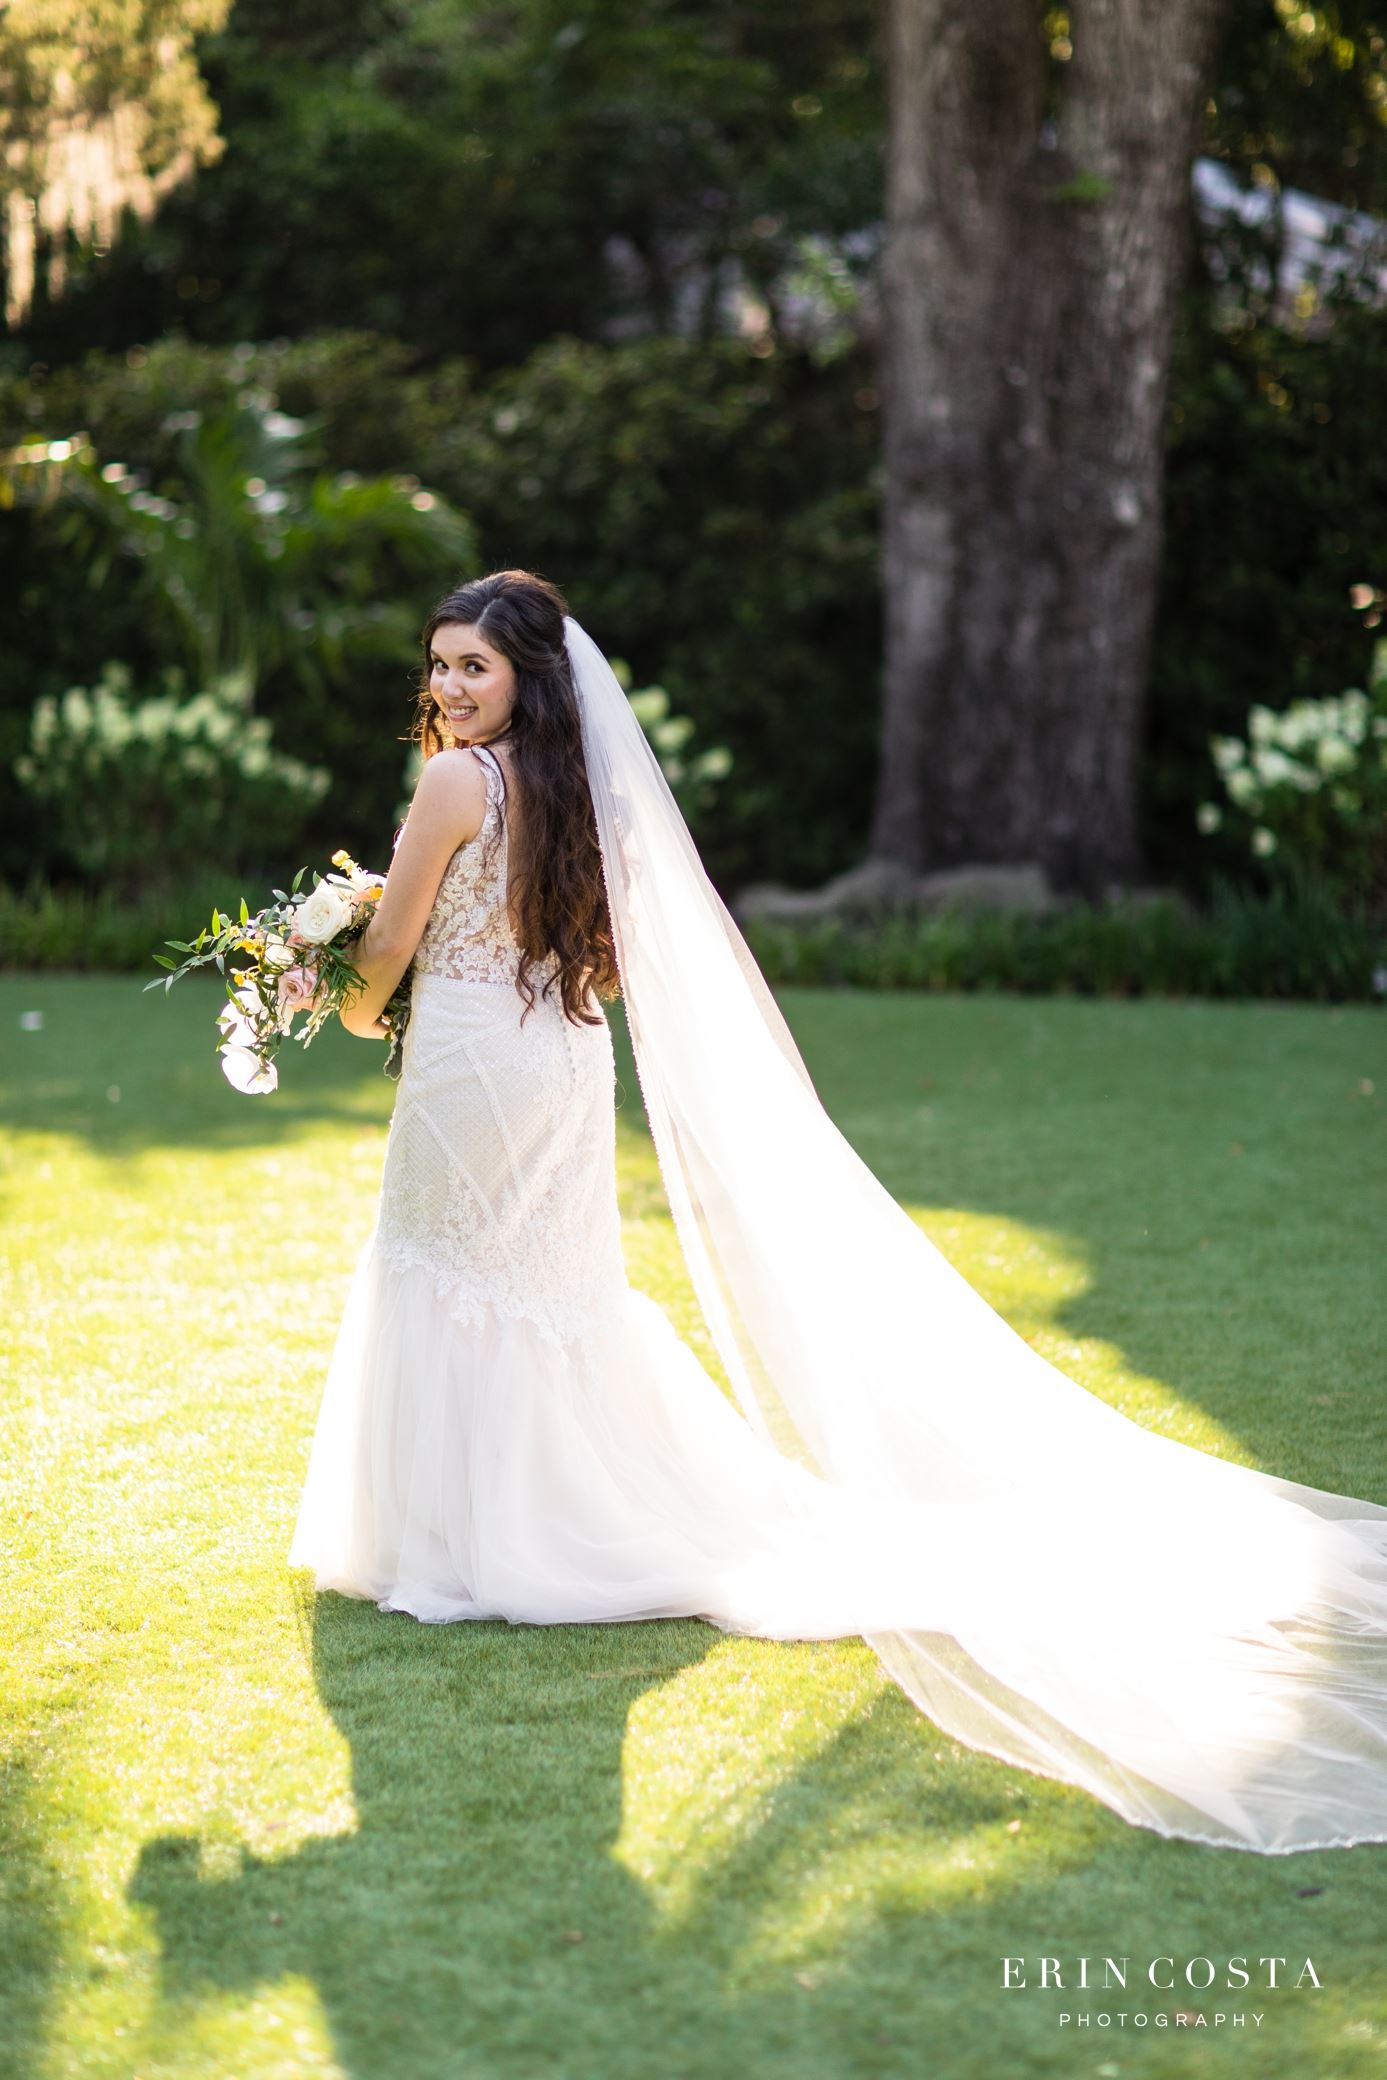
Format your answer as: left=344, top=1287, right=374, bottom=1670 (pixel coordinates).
left=1196, top=637, right=1387, bottom=912
left=15, top=663, right=330, bottom=895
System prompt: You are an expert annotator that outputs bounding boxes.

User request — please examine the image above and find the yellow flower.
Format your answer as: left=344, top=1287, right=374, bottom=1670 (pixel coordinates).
left=331, top=848, right=358, bottom=870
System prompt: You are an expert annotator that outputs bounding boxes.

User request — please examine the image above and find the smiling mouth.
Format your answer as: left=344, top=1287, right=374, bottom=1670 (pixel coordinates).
left=446, top=705, right=478, bottom=722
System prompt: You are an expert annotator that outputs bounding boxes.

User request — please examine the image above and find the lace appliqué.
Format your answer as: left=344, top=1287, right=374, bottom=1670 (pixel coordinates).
left=376, top=742, right=627, bottom=1351
left=411, top=747, right=559, bottom=996
left=376, top=992, right=629, bottom=1350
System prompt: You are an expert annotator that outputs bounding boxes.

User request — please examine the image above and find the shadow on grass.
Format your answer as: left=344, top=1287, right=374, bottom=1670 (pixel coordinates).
left=5, top=973, right=1382, bottom=1494
left=0, top=975, right=651, bottom=1172
left=0, top=1731, right=67, bottom=2080
left=1, top=974, right=397, bottom=1168
left=119, top=1586, right=1375, bottom=2080
left=118, top=1589, right=1058, bottom=2080
left=779, top=989, right=1387, bottom=1502
left=5, top=978, right=1380, bottom=2074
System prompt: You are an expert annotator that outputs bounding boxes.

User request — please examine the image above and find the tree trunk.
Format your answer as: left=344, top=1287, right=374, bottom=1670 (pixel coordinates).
left=871, top=0, right=1232, bottom=895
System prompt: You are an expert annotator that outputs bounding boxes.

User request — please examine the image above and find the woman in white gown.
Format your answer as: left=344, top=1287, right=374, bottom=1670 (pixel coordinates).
left=290, top=569, right=1387, bottom=1857
left=288, top=575, right=876, bottom=1635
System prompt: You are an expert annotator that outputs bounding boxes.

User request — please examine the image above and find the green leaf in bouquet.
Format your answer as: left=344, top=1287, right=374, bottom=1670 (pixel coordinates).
left=151, top=954, right=177, bottom=971
left=239, top=896, right=249, bottom=924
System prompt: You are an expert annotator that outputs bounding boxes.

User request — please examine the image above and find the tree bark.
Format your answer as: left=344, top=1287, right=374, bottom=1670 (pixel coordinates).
left=871, top=0, right=1232, bottom=894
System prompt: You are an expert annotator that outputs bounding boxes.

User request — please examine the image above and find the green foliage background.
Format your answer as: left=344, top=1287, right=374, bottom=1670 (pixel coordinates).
left=3, top=0, right=1387, bottom=905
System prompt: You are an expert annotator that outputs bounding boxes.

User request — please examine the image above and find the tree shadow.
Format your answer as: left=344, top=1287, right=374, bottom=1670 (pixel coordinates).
left=0, top=973, right=396, bottom=1173
left=126, top=1591, right=695, bottom=2076
left=14, top=972, right=1371, bottom=1495
left=780, top=988, right=1386, bottom=1500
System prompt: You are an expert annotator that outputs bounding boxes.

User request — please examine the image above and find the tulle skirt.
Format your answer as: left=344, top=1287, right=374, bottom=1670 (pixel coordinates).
left=287, top=971, right=944, bottom=1635
left=287, top=1230, right=957, bottom=1635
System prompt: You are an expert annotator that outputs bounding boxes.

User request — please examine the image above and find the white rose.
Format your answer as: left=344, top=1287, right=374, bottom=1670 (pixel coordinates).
left=216, top=983, right=263, bottom=1046
left=294, top=883, right=354, bottom=944
left=219, top=1043, right=278, bottom=1094
left=262, top=939, right=296, bottom=969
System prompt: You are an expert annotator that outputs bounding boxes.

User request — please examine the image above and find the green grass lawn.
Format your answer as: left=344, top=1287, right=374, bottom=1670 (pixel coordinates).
left=2, top=974, right=1385, bottom=2080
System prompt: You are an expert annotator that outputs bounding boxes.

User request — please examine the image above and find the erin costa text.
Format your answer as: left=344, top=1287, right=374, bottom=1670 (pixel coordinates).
left=1001, top=1957, right=1321, bottom=1991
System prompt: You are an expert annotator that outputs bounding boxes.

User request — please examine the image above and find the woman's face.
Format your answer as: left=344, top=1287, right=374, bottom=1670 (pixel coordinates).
left=428, top=621, right=518, bottom=745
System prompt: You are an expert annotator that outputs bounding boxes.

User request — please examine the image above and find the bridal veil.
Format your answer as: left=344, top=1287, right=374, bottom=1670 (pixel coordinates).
left=564, top=611, right=1387, bottom=1854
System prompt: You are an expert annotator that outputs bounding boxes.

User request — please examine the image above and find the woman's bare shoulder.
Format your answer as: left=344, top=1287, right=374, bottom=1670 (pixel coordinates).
left=412, top=745, right=491, bottom=806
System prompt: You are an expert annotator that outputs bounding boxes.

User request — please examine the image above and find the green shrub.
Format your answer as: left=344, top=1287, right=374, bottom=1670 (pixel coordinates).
left=0, top=876, right=236, bottom=972
left=0, top=375, right=477, bottom=884
left=1196, top=639, right=1387, bottom=917
left=6, top=291, right=1387, bottom=903
left=739, top=879, right=1387, bottom=1005
left=13, top=666, right=329, bottom=899
left=1149, top=275, right=1387, bottom=895
left=7, top=870, right=1383, bottom=1003
left=0, top=332, right=882, bottom=892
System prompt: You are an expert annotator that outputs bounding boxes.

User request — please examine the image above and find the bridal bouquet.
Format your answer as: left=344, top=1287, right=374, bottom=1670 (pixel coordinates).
left=148, top=850, right=411, bottom=1092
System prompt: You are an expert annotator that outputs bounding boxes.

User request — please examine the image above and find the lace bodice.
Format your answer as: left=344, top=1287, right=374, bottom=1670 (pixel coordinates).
left=410, top=744, right=557, bottom=991
left=379, top=739, right=626, bottom=1348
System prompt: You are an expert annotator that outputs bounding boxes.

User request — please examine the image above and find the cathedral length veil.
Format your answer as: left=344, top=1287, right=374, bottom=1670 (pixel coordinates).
left=564, top=612, right=1387, bottom=1855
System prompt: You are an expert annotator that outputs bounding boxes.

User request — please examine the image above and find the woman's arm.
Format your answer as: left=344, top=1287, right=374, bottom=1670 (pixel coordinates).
left=338, top=749, right=489, bottom=1039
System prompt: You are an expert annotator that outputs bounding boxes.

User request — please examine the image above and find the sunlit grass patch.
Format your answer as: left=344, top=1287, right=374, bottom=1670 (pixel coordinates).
left=3, top=976, right=1384, bottom=2080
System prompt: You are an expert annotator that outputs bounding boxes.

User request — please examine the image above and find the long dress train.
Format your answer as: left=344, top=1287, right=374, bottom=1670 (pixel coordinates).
left=289, top=731, right=1387, bottom=1853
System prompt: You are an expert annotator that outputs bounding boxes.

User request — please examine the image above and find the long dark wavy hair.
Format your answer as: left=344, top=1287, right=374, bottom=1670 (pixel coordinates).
left=408, top=569, right=620, bottom=1027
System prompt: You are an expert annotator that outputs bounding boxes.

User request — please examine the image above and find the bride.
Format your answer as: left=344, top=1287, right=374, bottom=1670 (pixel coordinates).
left=289, top=567, right=1387, bottom=1856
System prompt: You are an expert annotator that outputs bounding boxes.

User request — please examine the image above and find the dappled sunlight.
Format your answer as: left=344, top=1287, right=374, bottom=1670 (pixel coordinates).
left=898, top=1200, right=1267, bottom=1464
left=612, top=1640, right=889, bottom=1923
left=7, top=982, right=1387, bottom=2072
left=728, top=1813, right=1048, bottom=1988
left=611, top=1638, right=1051, bottom=1988
left=39, top=1969, right=348, bottom=2079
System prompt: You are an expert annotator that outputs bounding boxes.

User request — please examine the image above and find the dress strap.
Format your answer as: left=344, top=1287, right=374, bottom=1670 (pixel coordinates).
left=471, top=745, right=511, bottom=864
left=471, top=742, right=505, bottom=810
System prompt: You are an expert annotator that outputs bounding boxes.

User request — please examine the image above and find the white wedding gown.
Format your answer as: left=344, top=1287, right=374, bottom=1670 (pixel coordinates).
left=289, top=734, right=1387, bottom=1854
left=288, top=746, right=925, bottom=1636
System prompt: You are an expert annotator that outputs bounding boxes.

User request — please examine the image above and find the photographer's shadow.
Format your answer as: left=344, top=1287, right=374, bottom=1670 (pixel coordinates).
left=128, top=1588, right=735, bottom=2075
left=128, top=1580, right=1097, bottom=2078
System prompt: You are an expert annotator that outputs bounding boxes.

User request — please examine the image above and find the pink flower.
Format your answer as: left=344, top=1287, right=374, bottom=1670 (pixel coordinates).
left=276, top=964, right=319, bottom=1032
